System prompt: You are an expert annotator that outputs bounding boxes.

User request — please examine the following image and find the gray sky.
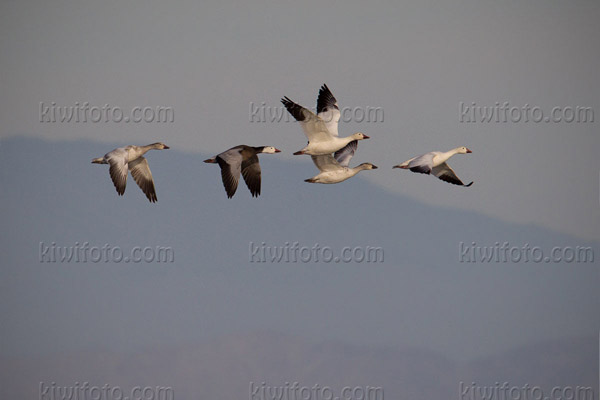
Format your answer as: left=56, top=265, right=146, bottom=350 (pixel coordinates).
left=0, top=1, right=599, bottom=397
left=1, top=0, right=598, bottom=241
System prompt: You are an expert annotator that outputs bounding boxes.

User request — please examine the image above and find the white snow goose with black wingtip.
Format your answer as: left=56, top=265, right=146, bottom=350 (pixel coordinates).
left=281, top=84, right=369, bottom=156
left=204, top=145, right=281, bottom=198
left=91, top=142, right=170, bottom=203
left=393, top=146, right=473, bottom=187
left=305, top=140, right=378, bottom=184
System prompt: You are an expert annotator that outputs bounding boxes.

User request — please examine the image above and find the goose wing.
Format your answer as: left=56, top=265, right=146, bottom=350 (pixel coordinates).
left=432, top=162, right=473, bottom=186
left=333, top=140, right=357, bottom=167
left=241, top=154, right=262, bottom=197
left=407, top=152, right=435, bottom=175
left=310, top=154, right=341, bottom=172
left=316, top=84, right=340, bottom=137
left=281, top=97, right=332, bottom=142
left=215, top=147, right=244, bottom=198
left=128, top=156, right=157, bottom=202
left=105, top=148, right=128, bottom=196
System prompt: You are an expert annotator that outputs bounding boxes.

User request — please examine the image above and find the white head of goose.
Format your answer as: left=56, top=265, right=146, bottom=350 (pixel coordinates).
left=204, top=145, right=281, bottom=198
left=91, top=142, right=169, bottom=203
left=281, top=84, right=370, bottom=156
left=393, top=146, right=473, bottom=187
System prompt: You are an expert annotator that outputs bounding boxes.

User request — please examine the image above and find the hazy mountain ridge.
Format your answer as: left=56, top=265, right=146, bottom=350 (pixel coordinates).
left=2, top=332, right=596, bottom=400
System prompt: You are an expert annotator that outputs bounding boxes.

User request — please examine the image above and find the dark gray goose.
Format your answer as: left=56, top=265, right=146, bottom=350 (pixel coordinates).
left=204, top=145, right=281, bottom=198
left=91, top=142, right=170, bottom=202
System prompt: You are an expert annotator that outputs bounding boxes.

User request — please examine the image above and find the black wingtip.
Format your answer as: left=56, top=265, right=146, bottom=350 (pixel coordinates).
left=317, top=84, right=339, bottom=114
left=410, top=165, right=431, bottom=175
left=464, top=181, right=474, bottom=187
left=281, top=97, right=306, bottom=121
left=280, top=96, right=293, bottom=105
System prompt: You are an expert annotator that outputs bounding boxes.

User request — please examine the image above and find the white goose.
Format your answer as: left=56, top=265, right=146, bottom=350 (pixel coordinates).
left=281, top=84, right=369, bottom=155
left=305, top=140, right=378, bottom=184
left=204, top=145, right=281, bottom=198
left=92, top=142, right=170, bottom=202
left=393, top=146, right=473, bottom=187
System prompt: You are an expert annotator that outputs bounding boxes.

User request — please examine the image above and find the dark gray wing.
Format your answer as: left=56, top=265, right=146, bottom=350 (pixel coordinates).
left=241, top=154, right=261, bottom=197
left=216, top=147, right=243, bottom=198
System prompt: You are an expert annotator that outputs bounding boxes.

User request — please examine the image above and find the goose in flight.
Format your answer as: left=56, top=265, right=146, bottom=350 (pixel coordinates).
left=91, top=142, right=170, bottom=202
left=281, top=84, right=369, bottom=155
left=393, top=146, right=473, bottom=187
left=305, top=140, right=377, bottom=184
left=204, top=145, right=281, bottom=198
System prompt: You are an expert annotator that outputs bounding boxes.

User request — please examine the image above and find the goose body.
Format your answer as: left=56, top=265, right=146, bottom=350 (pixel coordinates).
left=91, top=142, right=169, bottom=202
left=204, top=145, right=281, bottom=198
left=281, top=84, right=369, bottom=156
left=305, top=140, right=377, bottom=184
left=393, top=146, right=473, bottom=187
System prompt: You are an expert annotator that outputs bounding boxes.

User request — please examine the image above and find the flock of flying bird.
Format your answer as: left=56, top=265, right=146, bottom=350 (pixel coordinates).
left=92, top=84, right=473, bottom=202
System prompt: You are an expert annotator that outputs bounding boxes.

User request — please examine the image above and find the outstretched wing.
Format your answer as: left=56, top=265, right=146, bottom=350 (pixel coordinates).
left=407, top=153, right=436, bottom=175
left=310, top=154, right=341, bottom=172
left=216, top=148, right=243, bottom=198
left=241, top=154, right=262, bottom=197
left=281, top=97, right=332, bottom=142
left=129, top=157, right=157, bottom=202
left=316, top=84, right=340, bottom=137
left=432, top=162, right=473, bottom=186
left=333, top=140, right=357, bottom=167
left=105, top=148, right=128, bottom=196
